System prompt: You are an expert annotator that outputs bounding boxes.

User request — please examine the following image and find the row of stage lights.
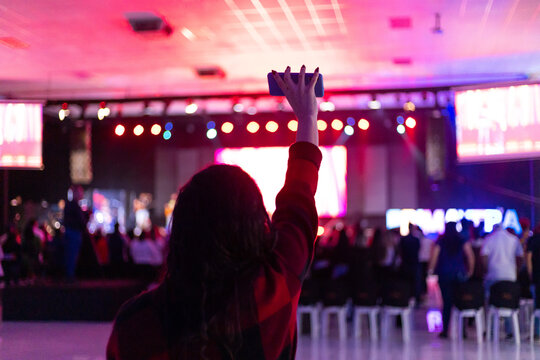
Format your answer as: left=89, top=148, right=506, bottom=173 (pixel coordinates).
left=57, top=99, right=416, bottom=121
left=112, top=116, right=417, bottom=139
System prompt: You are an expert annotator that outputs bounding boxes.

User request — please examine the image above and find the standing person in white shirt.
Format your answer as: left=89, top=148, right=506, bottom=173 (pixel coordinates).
left=481, top=225, right=524, bottom=288
left=481, top=224, right=524, bottom=338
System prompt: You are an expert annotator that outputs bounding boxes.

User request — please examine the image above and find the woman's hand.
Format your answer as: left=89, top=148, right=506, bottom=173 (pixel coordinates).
left=272, top=65, right=319, bottom=146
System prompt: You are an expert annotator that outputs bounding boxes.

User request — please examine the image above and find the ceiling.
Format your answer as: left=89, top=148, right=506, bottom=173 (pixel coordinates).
left=0, top=0, right=539, bottom=100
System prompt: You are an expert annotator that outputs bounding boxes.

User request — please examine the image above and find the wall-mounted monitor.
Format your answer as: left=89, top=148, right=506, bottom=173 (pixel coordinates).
left=454, top=82, right=540, bottom=163
left=0, top=102, right=43, bottom=169
left=215, top=146, right=347, bottom=217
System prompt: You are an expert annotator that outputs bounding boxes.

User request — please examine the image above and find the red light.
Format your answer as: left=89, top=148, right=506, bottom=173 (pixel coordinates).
left=61, top=102, right=68, bottom=110
left=247, top=121, right=260, bottom=133
left=358, top=119, right=370, bottom=130
left=405, top=117, right=416, bottom=128
left=115, top=124, right=125, bottom=136
left=99, top=101, right=106, bottom=109
left=133, top=125, right=144, bottom=136
left=331, top=119, right=344, bottom=131
left=265, top=121, right=279, bottom=133
left=221, top=122, right=234, bottom=134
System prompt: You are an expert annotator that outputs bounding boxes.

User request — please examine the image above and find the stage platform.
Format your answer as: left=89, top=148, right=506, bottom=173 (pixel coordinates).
left=1, top=279, right=147, bottom=321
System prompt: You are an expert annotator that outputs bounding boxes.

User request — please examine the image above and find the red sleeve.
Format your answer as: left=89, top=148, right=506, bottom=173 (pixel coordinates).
left=271, top=141, right=322, bottom=279
left=106, top=323, right=120, bottom=360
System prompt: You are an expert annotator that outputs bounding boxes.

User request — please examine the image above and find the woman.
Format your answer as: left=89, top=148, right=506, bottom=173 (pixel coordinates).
left=107, top=66, right=321, bottom=359
left=428, top=221, right=475, bottom=338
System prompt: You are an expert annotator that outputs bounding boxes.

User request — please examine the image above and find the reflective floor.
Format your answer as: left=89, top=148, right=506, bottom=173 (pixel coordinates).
left=0, top=318, right=539, bottom=360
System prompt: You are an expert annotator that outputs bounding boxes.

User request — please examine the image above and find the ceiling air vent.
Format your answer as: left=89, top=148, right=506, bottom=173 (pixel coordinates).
left=195, top=66, right=226, bottom=78
left=125, top=12, right=173, bottom=36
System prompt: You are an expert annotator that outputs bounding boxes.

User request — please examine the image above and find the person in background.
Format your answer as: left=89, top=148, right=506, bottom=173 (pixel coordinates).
left=526, top=223, right=540, bottom=339
left=108, top=223, right=128, bottom=276
left=428, top=222, right=475, bottom=338
left=63, top=185, right=87, bottom=282
left=415, top=225, right=432, bottom=300
left=398, top=223, right=421, bottom=304
left=482, top=225, right=524, bottom=292
left=22, top=219, right=42, bottom=280
left=130, top=230, right=163, bottom=267
left=481, top=224, right=524, bottom=339
left=93, top=228, right=109, bottom=266
left=2, top=224, right=22, bottom=285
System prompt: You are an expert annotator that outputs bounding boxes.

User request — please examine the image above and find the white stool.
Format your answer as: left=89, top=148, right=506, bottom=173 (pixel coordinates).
left=353, top=306, right=380, bottom=340
left=451, top=307, right=484, bottom=343
left=530, top=309, right=540, bottom=343
left=321, top=305, right=348, bottom=340
left=381, top=302, right=413, bottom=342
left=297, top=303, right=321, bottom=338
left=486, top=306, right=520, bottom=345
left=520, top=299, right=534, bottom=330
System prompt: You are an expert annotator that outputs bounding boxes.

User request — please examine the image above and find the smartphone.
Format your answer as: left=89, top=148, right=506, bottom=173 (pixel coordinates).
left=267, top=72, right=324, bottom=97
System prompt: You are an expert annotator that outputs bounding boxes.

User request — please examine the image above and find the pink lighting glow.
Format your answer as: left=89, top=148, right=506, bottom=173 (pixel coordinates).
left=215, top=146, right=347, bottom=217
left=0, top=102, right=43, bottom=169
left=455, top=83, right=540, bottom=162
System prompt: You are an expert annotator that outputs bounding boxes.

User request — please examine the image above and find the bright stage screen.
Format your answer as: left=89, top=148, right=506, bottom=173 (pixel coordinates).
left=215, top=146, right=347, bottom=217
left=455, top=83, right=540, bottom=162
left=0, top=102, right=43, bottom=169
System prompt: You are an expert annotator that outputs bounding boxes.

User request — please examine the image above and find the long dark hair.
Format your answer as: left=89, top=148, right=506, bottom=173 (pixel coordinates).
left=165, top=164, right=275, bottom=358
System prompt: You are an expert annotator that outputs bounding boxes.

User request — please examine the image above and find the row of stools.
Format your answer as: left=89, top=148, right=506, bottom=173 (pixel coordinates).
left=451, top=280, right=540, bottom=345
left=297, top=279, right=414, bottom=341
left=297, top=279, right=540, bottom=344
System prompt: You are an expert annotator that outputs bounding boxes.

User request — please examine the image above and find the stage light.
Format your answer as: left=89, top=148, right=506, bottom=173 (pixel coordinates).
left=58, top=109, right=69, bottom=121
left=165, top=122, right=173, bottom=131
left=358, top=118, right=370, bottom=130
left=288, top=120, right=298, bottom=132
left=344, top=125, right=354, bottom=136
left=207, top=121, right=216, bottom=129
left=265, top=121, right=279, bottom=133
left=115, top=124, right=125, bottom=136
left=247, top=121, right=260, bottom=133
left=331, top=119, right=344, bottom=131
left=397, top=124, right=406, bottom=134
left=185, top=102, right=198, bottom=114
left=397, top=115, right=405, bottom=124
left=151, top=124, right=162, bottom=135
left=317, top=120, right=327, bottom=131
left=404, top=101, right=416, bottom=112
left=133, top=124, right=144, bottom=136
left=232, top=103, right=244, bottom=113
left=163, top=130, right=172, bottom=140
left=317, top=226, right=325, bottom=237
left=59, top=103, right=69, bottom=120
left=320, top=100, right=335, bottom=112
left=368, top=100, right=381, bottom=110
left=405, top=117, right=417, bottom=128
left=206, top=128, right=217, bottom=139
left=347, top=117, right=355, bottom=126
left=247, top=106, right=257, bottom=115
left=221, top=122, right=234, bottom=134
left=98, top=101, right=110, bottom=120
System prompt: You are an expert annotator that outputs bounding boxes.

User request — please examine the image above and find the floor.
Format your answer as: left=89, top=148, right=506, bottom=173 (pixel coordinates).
left=0, top=317, right=539, bottom=360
